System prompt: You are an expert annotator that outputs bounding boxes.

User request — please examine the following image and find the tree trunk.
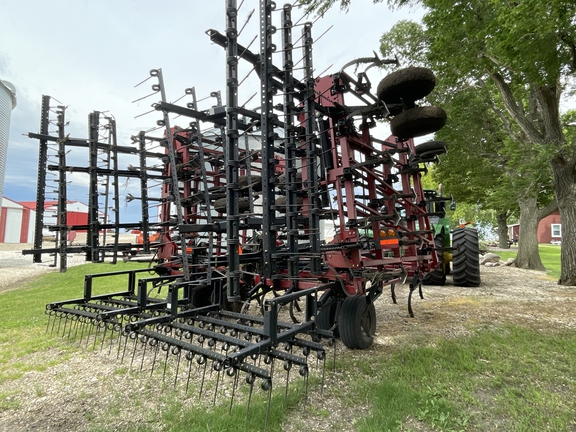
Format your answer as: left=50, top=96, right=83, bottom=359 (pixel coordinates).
left=515, top=197, right=545, bottom=271
left=496, top=212, right=510, bottom=248
left=551, top=155, right=576, bottom=286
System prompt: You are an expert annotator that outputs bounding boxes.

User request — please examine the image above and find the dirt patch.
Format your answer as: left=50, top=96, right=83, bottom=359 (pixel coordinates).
left=0, top=261, right=574, bottom=431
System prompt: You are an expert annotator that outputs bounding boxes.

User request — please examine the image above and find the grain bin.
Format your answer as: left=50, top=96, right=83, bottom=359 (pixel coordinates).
left=0, top=79, right=17, bottom=210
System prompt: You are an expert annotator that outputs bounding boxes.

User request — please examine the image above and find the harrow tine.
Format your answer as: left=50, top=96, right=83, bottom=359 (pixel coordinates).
left=283, top=362, right=291, bottom=407
left=130, top=334, right=138, bottom=369
left=116, top=327, right=124, bottom=359
left=70, top=316, right=77, bottom=339
left=120, top=333, right=130, bottom=363
left=198, top=357, right=208, bottom=401
left=212, top=364, right=221, bottom=406
left=229, top=369, right=239, bottom=414
left=59, top=315, right=67, bottom=338
left=139, top=336, right=148, bottom=372
left=91, top=323, right=101, bottom=350
left=100, top=323, right=108, bottom=352
left=150, top=339, right=159, bottom=377
left=173, top=348, right=181, bottom=388
left=72, top=317, right=80, bottom=340
left=78, top=318, right=86, bottom=342
left=245, top=374, right=255, bottom=421
left=87, top=320, right=95, bottom=348
left=162, top=344, right=170, bottom=383
left=108, top=325, right=117, bottom=355
left=185, top=353, right=193, bottom=394
left=50, top=312, right=58, bottom=335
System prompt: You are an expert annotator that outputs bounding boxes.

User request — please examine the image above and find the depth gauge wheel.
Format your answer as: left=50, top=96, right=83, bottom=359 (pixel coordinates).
left=452, top=228, right=481, bottom=287
left=390, top=106, right=447, bottom=139
left=339, top=295, right=376, bottom=350
left=377, top=67, right=436, bottom=104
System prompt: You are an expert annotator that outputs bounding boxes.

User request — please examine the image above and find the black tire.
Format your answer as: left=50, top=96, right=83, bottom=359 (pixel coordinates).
left=316, top=300, right=340, bottom=337
left=191, top=285, right=214, bottom=308
left=423, top=233, right=446, bottom=286
left=339, top=295, right=376, bottom=350
left=452, top=228, right=481, bottom=287
left=415, top=140, right=448, bottom=157
left=275, top=195, right=303, bottom=213
left=213, top=197, right=251, bottom=213
left=238, top=175, right=262, bottom=192
left=390, top=106, right=447, bottom=139
left=377, top=67, right=436, bottom=104
left=277, top=172, right=302, bottom=190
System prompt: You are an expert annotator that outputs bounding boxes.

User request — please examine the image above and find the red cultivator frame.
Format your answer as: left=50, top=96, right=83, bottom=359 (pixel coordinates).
left=29, top=0, right=450, bottom=421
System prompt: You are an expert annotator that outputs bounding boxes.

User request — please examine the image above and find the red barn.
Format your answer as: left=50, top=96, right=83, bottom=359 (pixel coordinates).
left=0, top=197, right=36, bottom=243
left=508, top=210, right=562, bottom=244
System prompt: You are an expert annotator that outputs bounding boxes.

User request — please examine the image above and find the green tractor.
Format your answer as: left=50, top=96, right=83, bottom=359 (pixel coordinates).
left=421, top=182, right=481, bottom=287
left=411, top=140, right=481, bottom=287
left=412, top=141, right=480, bottom=287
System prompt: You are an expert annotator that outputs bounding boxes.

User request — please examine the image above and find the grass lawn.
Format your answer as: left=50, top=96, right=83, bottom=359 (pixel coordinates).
left=494, top=244, right=561, bottom=279
left=2, top=263, right=575, bottom=431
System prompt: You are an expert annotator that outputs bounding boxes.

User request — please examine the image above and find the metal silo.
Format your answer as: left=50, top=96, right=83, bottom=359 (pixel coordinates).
left=0, top=79, right=17, bottom=210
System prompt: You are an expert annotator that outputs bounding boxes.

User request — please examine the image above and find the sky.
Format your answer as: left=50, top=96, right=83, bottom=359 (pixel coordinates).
left=0, top=0, right=424, bottom=223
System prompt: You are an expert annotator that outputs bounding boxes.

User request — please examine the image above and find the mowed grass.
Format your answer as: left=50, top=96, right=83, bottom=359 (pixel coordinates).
left=495, top=244, right=561, bottom=279
left=350, top=326, right=576, bottom=431
left=2, top=263, right=576, bottom=431
left=0, top=262, right=150, bottom=382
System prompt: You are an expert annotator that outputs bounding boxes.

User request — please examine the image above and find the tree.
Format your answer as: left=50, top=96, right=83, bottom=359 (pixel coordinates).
left=303, top=0, right=576, bottom=284
left=378, top=19, right=557, bottom=266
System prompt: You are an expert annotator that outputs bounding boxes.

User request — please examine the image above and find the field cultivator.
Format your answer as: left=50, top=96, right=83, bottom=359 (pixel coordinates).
left=28, top=0, right=453, bottom=422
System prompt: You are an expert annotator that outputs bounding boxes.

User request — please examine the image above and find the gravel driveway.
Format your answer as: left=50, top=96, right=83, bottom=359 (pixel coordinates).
left=0, top=243, right=87, bottom=294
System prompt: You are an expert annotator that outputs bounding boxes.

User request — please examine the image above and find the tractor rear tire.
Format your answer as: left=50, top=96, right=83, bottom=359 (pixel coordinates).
left=390, top=106, right=447, bottom=139
left=316, top=300, right=340, bottom=337
left=452, top=228, right=481, bottom=287
left=423, top=234, right=447, bottom=286
left=339, top=295, right=376, bottom=350
left=377, top=67, right=436, bottom=104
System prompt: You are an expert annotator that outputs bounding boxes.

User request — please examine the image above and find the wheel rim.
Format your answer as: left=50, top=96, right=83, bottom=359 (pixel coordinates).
left=359, top=309, right=372, bottom=339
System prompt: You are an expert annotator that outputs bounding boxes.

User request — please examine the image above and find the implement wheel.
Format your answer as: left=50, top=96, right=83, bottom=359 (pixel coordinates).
left=316, top=300, right=340, bottom=337
left=377, top=67, right=436, bottom=104
left=423, top=233, right=447, bottom=286
left=339, top=295, right=376, bottom=350
left=390, top=106, right=447, bottom=139
left=452, top=228, right=481, bottom=287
